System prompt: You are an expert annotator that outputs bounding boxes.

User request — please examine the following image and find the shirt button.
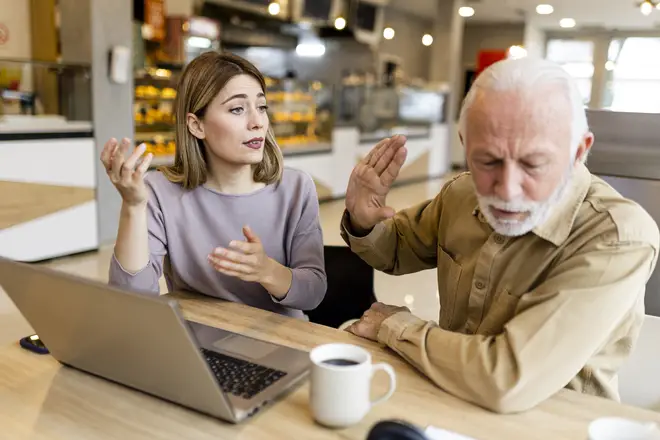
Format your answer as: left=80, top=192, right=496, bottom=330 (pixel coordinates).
left=475, top=281, right=485, bottom=290
left=494, top=234, right=505, bottom=244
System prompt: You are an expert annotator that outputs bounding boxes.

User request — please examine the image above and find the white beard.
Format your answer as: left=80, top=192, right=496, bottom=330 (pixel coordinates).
left=476, top=167, right=573, bottom=237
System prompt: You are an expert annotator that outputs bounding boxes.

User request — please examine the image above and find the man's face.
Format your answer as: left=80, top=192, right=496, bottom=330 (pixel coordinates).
left=463, top=87, right=593, bottom=236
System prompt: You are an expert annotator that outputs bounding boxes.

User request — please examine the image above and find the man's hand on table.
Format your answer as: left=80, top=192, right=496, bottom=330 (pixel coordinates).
left=346, top=302, right=410, bottom=341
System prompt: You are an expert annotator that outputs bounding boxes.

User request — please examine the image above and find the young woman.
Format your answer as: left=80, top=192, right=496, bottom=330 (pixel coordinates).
left=101, top=52, right=327, bottom=319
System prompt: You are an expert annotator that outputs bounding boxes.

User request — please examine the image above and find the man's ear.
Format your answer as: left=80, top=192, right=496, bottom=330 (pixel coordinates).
left=186, top=113, right=205, bottom=140
left=574, top=132, right=595, bottom=165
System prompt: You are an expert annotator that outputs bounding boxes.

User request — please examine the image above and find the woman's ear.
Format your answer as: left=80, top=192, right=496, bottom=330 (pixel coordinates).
left=186, top=113, right=205, bottom=140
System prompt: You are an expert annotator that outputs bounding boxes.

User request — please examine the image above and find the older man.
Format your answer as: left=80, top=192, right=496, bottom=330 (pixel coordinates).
left=341, top=58, right=659, bottom=414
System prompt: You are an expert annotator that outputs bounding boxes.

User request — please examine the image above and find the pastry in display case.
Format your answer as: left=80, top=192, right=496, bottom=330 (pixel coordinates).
left=134, top=67, right=180, bottom=167
left=266, top=77, right=333, bottom=154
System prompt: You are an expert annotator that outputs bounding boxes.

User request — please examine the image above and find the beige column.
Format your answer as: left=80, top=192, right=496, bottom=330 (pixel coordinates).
left=427, top=0, right=465, bottom=167
left=30, top=0, right=59, bottom=115
left=59, top=0, right=134, bottom=243
left=523, top=20, right=546, bottom=59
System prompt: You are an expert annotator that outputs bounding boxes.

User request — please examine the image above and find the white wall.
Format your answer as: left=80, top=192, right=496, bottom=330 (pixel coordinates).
left=164, top=0, right=194, bottom=16
left=379, top=7, right=434, bottom=81
left=290, top=40, right=376, bottom=85
left=462, top=23, right=525, bottom=68
left=0, top=0, right=31, bottom=59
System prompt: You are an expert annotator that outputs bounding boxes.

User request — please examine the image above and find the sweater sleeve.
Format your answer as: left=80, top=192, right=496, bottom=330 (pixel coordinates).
left=272, top=176, right=327, bottom=310
left=108, top=180, right=168, bottom=295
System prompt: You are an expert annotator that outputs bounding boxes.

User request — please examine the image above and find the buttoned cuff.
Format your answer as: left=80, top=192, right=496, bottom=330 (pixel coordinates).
left=339, top=210, right=388, bottom=252
left=377, top=311, right=427, bottom=347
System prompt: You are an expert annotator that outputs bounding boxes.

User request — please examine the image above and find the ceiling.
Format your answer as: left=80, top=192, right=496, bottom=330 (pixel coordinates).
left=388, top=0, right=660, bottom=30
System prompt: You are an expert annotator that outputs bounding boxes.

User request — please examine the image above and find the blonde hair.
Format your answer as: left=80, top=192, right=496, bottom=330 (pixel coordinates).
left=161, top=51, right=283, bottom=189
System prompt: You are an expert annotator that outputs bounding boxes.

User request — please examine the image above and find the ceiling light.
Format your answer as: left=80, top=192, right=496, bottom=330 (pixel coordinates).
left=187, top=36, right=212, bottom=49
left=334, top=16, right=346, bottom=30
left=559, top=18, right=576, bottom=28
left=422, top=34, right=433, bottom=46
left=536, top=4, right=554, bottom=14
left=605, top=61, right=616, bottom=71
left=641, top=1, right=654, bottom=15
left=295, top=43, right=325, bottom=57
left=141, top=24, right=155, bottom=39
left=383, top=27, right=395, bottom=40
left=508, top=45, right=528, bottom=59
left=458, top=6, right=475, bottom=17
left=268, top=2, right=280, bottom=15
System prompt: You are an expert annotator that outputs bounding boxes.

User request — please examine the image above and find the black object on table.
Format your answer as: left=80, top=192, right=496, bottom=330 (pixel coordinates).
left=19, top=334, right=49, bottom=355
left=366, top=419, right=429, bottom=440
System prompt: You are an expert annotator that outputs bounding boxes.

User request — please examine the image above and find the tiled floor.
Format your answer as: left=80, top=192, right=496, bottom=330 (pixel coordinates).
left=0, top=178, right=449, bottom=346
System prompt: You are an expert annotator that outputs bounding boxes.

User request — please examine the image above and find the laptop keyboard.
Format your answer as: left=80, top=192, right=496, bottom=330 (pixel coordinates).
left=201, top=348, right=287, bottom=400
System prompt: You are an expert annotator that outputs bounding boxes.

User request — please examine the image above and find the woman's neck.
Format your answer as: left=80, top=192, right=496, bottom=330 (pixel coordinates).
left=205, top=158, right=264, bottom=195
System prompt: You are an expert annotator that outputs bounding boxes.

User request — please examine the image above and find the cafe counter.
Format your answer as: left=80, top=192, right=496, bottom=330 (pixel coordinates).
left=0, top=116, right=98, bottom=262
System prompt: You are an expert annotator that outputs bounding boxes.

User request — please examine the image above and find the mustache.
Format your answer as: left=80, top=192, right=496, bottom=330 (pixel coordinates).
left=477, top=195, right=541, bottom=213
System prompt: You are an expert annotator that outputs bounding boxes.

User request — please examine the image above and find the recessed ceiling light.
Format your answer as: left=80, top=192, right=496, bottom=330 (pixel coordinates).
left=458, top=6, right=475, bottom=17
left=536, top=4, right=554, bottom=15
left=508, top=45, right=528, bottom=59
left=267, top=2, right=280, bottom=16
left=559, top=18, right=576, bottom=28
left=334, top=17, right=346, bottom=30
left=422, top=34, right=433, bottom=46
left=383, top=27, right=395, bottom=40
left=296, top=43, right=326, bottom=57
left=641, top=1, right=654, bottom=15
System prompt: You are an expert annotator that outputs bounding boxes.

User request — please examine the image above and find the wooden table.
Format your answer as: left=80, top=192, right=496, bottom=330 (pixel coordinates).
left=1, top=292, right=659, bottom=440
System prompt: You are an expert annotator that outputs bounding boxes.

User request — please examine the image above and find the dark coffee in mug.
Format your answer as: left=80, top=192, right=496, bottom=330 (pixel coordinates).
left=321, top=358, right=360, bottom=367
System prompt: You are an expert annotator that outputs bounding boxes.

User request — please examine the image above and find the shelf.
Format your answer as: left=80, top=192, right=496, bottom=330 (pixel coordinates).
left=271, top=115, right=316, bottom=123
left=135, top=132, right=175, bottom=142
left=149, top=155, right=174, bottom=168
left=281, top=143, right=332, bottom=157
left=135, top=97, right=176, bottom=103
left=135, top=123, right=175, bottom=133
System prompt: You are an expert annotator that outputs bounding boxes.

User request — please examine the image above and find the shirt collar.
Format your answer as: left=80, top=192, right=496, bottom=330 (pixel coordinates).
left=472, top=163, right=592, bottom=246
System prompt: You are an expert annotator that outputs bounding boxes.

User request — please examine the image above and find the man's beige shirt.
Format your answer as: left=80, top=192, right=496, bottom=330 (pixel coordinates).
left=341, top=164, right=659, bottom=413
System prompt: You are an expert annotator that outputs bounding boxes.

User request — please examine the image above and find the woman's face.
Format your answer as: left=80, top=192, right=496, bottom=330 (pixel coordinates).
left=188, top=74, right=269, bottom=167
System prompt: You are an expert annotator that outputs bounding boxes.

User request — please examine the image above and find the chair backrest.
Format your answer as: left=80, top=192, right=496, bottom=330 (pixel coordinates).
left=619, top=314, right=660, bottom=411
left=307, top=245, right=376, bottom=329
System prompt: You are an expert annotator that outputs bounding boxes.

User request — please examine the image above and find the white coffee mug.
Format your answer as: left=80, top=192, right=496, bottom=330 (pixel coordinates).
left=589, top=417, right=660, bottom=440
left=309, top=343, right=396, bottom=428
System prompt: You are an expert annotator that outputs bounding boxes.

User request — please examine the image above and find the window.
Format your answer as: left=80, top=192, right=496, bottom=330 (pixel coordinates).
left=602, top=38, right=660, bottom=113
left=545, top=39, right=595, bottom=105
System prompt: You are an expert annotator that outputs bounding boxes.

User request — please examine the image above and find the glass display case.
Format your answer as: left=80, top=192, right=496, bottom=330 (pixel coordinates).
left=343, top=85, right=447, bottom=143
left=0, top=58, right=91, bottom=122
left=133, top=66, right=181, bottom=167
left=266, top=76, right=334, bottom=155
left=135, top=71, right=335, bottom=167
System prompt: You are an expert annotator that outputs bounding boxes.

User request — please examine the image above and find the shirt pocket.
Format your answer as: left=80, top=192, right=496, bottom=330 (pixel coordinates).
left=437, top=246, right=463, bottom=328
left=477, top=288, right=520, bottom=335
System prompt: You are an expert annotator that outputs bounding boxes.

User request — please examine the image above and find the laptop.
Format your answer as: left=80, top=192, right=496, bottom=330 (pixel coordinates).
left=0, top=257, right=311, bottom=423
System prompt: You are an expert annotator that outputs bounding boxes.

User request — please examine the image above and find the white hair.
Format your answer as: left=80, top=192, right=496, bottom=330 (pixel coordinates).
left=458, top=58, right=589, bottom=161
